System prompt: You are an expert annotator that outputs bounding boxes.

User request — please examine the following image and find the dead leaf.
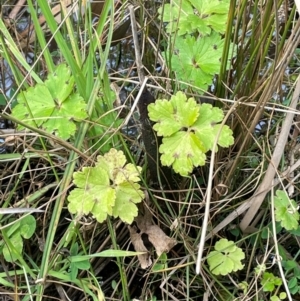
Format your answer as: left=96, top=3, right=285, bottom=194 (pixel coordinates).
left=129, top=206, right=177, bottom=269
left=128, top=226, right=152, bottom=269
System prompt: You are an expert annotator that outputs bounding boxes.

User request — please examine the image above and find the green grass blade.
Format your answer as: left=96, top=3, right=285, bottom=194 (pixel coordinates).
left=35, top=0, right=86, bottom=96
left=27, top=0, right=55, bottom=72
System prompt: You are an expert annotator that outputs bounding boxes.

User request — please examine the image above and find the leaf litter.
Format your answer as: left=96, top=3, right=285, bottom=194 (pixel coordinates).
left=128, top=205, right=177, bottom=269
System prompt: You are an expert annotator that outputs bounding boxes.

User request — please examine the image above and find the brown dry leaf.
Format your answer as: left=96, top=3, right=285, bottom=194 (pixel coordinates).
left=129, top=206, right=177, bottom=269
left=128, top=226, right=152, bottom=269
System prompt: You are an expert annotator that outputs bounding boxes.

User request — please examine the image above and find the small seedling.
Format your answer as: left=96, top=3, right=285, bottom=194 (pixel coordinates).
left=238, top=281, right=249, bottom=294
left=152, top=253, right=168, bottom=272
left=207, top=238, right=245, bottom=275
left=261, top=272, right=282, bottom=292
left=1, top=215, right=36, bottom=262
left=270, top=292, right=287, bottom=301
left=274, top=190, right=300, bottom=231
left=68, top=242, right=91, bottom=281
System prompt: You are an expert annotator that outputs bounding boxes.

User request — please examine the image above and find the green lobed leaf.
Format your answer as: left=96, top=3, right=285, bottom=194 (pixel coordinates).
left=149, top=92, right=234, bottom=176
left=274, top=190, right=300, bottom=230
left=45, top=64, right=74, bottom=104
left=193, top=103, right=225, bottom=152
left=158, top=0, right=194, bottom=34
left=68, top=148, right=144, bottom=224
left=212, top=125, right=235, bottom=148
left=112, top=182, right=144, bottom=223
left=179, top=15, right=210, bottom=36
left=158, top=0, right=230, bottom=36
left=68, top=166, right=116, bottom=222
left=12, top=86, right=55, bottom=127
left=158, top=0, right=232, bottom=91
left=42, top=90, right=87, bottom=140
left=96, top=149, right=142, bottom=184
left=96, top=148, right=126, bottom=175
left=148, top=91, right=199, bottom=137
left=207, top=238, right=245, bottom=275
left=160, top=131, right=206, bottom=176
left=65, top=94, right=89, bottom=122
left=89, top=184, right=116, bottom=218
left=12, top=64, right=88, bottom=140
left=169, top=34, right=225, bottom=90
left=68, top=189, right=96, bottom=215
left=148, top=99, right=182, bottom=137
left=189, top=0, right=230, bottom=33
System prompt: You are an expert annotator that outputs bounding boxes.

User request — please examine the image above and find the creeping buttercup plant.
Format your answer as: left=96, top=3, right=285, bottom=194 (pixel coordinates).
left=148, top=91, right=234, bottom=176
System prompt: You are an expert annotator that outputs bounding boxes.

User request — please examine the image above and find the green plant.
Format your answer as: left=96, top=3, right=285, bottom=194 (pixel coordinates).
left=282, top=260, right=300, bottom=295
left=12, top=64, right=88, bottom=140
left=254, top=265, right=286, bottom=301
left=68, top=148, right=144, bottom=224
left=207, top=238, right=245, bottom=275
left=68, top=242, right=91, bottom=281
left=1, top=0, right=298, bottom=299
left=274, top=190, right=300, bottom=231
left=167, top=33, right=230, bottom=90
left=238, top=281, right=249, bottom=295
left=158, top=0, right=232, bottom=90
left=148, top=91, right=234, bottom=176
left=152, top=252, right=168, bottom=272
left=270, top=292, right=287, bottom=301
left=1, top=215, right=36, bottom=262
left=260, top=272, right=282, bottom=293
left=158, top=0, right=230, bottom=36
